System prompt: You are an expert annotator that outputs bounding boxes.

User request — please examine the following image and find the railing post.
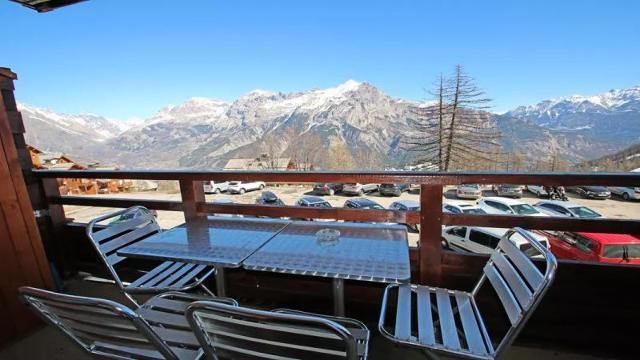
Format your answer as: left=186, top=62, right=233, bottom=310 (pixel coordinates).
left=179, top=180, right=205, bottom=220
left=419, top=184, right=443, bottom=285
left=41, top=177, right=75, bottom=276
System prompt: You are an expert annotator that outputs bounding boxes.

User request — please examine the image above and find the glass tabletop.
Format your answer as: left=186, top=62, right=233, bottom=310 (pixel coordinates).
left=242, top=220, right=411, bottom=283
left=118, top=217, right=291, bottom=267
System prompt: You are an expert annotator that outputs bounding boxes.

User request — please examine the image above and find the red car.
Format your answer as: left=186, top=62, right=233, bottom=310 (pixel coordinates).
left=538, top=231, right=640, bottom=265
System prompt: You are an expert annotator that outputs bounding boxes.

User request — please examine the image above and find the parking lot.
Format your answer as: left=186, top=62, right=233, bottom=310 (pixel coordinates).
left=63, top=184, right=639, bottom=247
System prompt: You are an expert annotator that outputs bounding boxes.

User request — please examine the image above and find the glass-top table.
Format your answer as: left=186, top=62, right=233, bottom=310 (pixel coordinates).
left=242, top=220, right=411, bottom=315
left=118, top=216, right=291, bottom=296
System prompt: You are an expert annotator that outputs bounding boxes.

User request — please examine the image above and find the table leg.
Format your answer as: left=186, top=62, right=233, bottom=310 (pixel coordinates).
left=332, top=278, right=345, bottom=316
left=215, top=266, right=227, bottom=297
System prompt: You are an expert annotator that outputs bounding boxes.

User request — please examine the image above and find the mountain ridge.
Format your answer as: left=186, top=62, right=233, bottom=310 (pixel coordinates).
left=19, top=81, right=640, bottom=169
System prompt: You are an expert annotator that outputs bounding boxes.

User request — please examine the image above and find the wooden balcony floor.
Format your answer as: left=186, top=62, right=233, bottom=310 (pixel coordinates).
left=0, top=277, right=618, bottom=360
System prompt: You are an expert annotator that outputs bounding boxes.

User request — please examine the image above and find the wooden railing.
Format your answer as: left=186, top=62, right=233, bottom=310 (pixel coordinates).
left=33, top=169, right=640, bottom=285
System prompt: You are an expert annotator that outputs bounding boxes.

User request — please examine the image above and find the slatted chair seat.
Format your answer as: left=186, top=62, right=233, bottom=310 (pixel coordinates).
left=19, top=287, right=238, bottom=360
left=379, top=227, right=557, bottom=360
left=186, top=301, right=371, bottom=360
left=86, top=206, right=216, bottom=305
left=273, top=309, right=370, bottom=359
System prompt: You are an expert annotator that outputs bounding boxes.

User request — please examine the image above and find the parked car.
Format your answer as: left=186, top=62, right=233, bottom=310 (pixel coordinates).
left=390, top=200, right=420, bottom=233
left=477, top=197, right=547, bottom=216
left=442, top=201, right=487, bottom=215
left=343, top=198, right=385, bottom=210
left=379, top=183, right=410, bottom=197
left=609, top=186, right=640, bottom=201
left=533, top=200, right=602, bottom=218
left=295, top=196, right=332, bottom=221
left=526, top=185, right=549, bottom=198
left=539, top=231, right=640, bottom=265
left=203, top=181, right=229, bottom=194
left=342, top=183, right=379, bottom=195
left=456, top=184, right=482, bottom=199
left=442, top=226, right=549, bottom=256
left=389, top=200, right=420, bottom=212
left=228, top=181, right=266, bottom=194
left=109, top=207, right=157, bottom=225
left=572, top=186, right=611, bottom=200
left=255, top=191, right=284, bottom=206
left=492, top=184, right=523, bottom=198
left=295, top=196, right=332, bottom=208
left=313, top=183, right=343, bottom=196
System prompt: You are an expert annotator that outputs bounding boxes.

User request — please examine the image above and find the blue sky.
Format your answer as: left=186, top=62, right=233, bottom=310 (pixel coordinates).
left=2, top=0, right=639, bottom=119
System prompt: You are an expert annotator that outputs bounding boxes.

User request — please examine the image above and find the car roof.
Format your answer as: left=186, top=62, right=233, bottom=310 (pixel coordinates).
left=481, top=197, right=527, bottom=205
left=444, top=200, right=475, bottom=207
left=451, top=226, right=547, bottom=242
left=535, top=200, right=581, bottom=208
left=347, top=197, right=379, bottom=205
left=301, top=196, right=327, bottom=203
left=393, top=199, right=420, bottom=207
left=576, top=232, right=640, bottom=245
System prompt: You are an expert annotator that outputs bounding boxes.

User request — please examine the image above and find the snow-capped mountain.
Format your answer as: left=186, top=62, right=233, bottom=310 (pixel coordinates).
left=105, top=80, right=417, bottom=168
left=504, top=86, right=640, bottom=142
left=19, top=103, right=133, bottom=158
left=19, top=82, right=640, bottom=168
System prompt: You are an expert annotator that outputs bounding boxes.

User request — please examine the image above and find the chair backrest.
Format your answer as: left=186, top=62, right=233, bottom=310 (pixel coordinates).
left=86, top=206, right=161, bottom=289
left=18, top=286, right=181, bottom=360
left=473, top=227, right=557, bottom=358
left=186, top=301, right=360, bottom=360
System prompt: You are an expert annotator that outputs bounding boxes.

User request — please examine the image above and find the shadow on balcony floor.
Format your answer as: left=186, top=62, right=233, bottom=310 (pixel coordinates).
left=0, top=277, right=616, bottom=360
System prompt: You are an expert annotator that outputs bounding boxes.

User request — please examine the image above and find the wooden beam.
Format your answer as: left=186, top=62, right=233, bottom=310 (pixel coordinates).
left=48, top=195, right=183, bottom=211
left=198, top=202, right=419, bottom=223
left=33, top=169, right=640, bottom=187
left=419, top=184, right=443, bottom=286
left=179, top=180, right=205, bottom=220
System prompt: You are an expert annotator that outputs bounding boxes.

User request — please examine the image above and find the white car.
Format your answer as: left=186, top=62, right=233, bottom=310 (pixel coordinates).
left=533, top=200, right=602, bottom=218
left=526, top=185, right=548, bottom=198
left=342, top=183, right=379, bottom=195
left=203, top=181, right=229, bottom=194
left=228, top=181, right=266, bottom=194
left=442, top=226, right=549, bottom=257
left=442, top=201, right=487, bottom=215
left=609, top=187, right=640, bottom=201
left=477, top=197, right=548, bottom=217
left=456, top=184, right=482, bottom=199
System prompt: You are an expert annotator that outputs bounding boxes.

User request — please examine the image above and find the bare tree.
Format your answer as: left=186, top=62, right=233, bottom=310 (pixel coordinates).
left=404, top=65, right=502, bottom=171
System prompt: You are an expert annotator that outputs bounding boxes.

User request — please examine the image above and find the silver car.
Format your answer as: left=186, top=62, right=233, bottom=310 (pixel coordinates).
left=609, top=187, right=640, bottom=201
left=203, top=181, right=229, bottom=194
left=456, top=184, right=482, bottom=199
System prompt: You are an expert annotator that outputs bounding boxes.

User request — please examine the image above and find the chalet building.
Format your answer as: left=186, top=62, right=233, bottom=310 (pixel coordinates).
left=224, top=154, right=314, bottom=171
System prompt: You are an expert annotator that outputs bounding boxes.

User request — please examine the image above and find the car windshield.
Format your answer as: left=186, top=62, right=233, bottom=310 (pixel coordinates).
left=462, top=184, right=479, bottom=189
left=364, top=204, right=384, bottom=210
left=311, top=201, right=331, bottom=208
left=511, top=204, right=540, bottom=215
left=463, top=208, right=486, bottom=215
left=229, top=181, right=240, bottom=185
left=585, top=186, right=608, bottom=192
left=408, top=206, right=420, bottom=211
left=602, top=244, right=640, bottom=259
left=380, top=184, right=395, bottom=188
left=568, top=206, right=601, bottom=218
left=520, top=241, right=547, bottom=257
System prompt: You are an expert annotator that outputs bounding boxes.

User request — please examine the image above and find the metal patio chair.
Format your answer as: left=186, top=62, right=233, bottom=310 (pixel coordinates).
left=378, top=227, right=557, bottom=360
left=18, top=286, right=238, bottom=360
left=86, top=206, right=216, bottom=306
left=186, top=301, right=370, bottom=359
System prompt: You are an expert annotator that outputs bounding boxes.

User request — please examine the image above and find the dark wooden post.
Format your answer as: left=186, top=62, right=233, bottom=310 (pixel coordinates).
left=0, top=67, right=54, bottom=344
left=180, top=180, right=205, bottom=220
left=419, top=184, right=443, bottom=285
